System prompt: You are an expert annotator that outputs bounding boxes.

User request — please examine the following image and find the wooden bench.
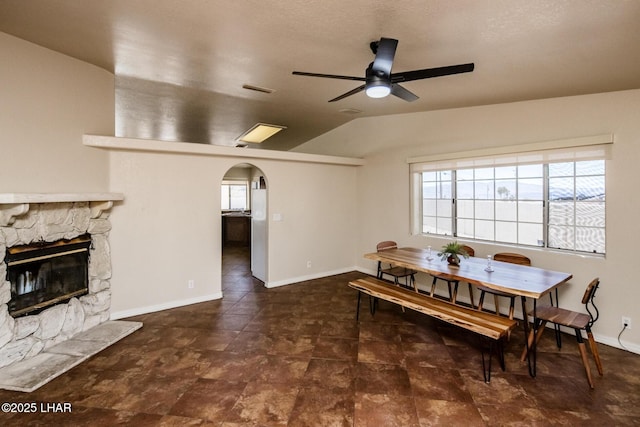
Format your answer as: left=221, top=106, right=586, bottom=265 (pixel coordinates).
left=349, top=276, right=517, bottom=382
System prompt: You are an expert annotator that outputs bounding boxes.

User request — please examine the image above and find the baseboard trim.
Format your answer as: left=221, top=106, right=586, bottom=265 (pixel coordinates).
left=265, top=267, right=358, bottom=288
left=110, top=292, right=223, bottom=320
left=595, top=333, right=640, bottom=355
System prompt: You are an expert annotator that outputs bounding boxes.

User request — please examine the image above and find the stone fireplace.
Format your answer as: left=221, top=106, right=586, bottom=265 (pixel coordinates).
left=0, top=193, right=123, bottom=370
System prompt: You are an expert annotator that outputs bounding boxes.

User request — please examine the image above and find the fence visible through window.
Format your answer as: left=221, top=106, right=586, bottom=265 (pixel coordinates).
left=420, top=160, right=605, bottom=254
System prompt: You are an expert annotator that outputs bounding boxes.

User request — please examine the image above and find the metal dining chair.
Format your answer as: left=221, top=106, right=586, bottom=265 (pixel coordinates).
left=476, top=252, right=531, bottom=319
left=376, top=241, right=416, bottom=289
left=430, top=245, right=475, bottom=304
left=520, top=277, right=603, bottom=388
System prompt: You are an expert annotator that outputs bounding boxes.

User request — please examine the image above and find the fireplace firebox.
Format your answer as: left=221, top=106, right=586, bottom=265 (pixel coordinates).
left=5, top=234, right=91, bottom=318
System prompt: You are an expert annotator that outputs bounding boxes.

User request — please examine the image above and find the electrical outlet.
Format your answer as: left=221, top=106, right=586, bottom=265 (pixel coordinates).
left=306, top=261, right=312, bottom=268
left=188, top=279, right=195, bottom=289
left=622, top=316, right=631, bottom=330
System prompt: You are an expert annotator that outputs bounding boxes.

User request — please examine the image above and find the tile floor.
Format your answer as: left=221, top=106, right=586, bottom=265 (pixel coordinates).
left=0, top=245, right=639, bottom=426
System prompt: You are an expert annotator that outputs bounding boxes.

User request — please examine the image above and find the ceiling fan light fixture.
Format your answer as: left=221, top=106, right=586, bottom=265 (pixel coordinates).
left=365, top=83, right=391, bottom=98
left=365, top=71, right=391, bottom=98
left=237, top=123, right=287, bottom=143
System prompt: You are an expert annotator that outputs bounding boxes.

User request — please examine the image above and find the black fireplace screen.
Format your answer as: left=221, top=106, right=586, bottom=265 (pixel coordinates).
left=5, top=234, right=91, bottom=317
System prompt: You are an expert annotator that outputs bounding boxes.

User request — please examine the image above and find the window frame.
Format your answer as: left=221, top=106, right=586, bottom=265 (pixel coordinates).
left=221, top=180, right=249, bottom=211
left=409, top=135, right=612, bottom=256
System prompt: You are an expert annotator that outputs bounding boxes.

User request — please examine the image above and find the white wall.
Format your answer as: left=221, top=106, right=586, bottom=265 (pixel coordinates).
left=0, top=30, right=359, bottom=328
left=106, top=146, right=359, bottom=317
left=4, top=28, right=637, bottom=352
left=300, top=89, right=640, bottom=352
left=0, top=32, right=113, bottom=192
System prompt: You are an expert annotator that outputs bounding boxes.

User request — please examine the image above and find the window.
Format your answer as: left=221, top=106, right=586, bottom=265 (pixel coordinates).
left=410, top=135, right=611, bottom=255
left=421, top=170, right=453, bottom=235
left=547, top=160, right=605, bottom=253
left=221, top=182, right=248, bottom=210
left=455, top=164, right=545, bottom=247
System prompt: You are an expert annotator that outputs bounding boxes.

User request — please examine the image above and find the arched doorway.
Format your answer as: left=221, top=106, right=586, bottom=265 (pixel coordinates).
left=221, top=163, right=268, bottom=286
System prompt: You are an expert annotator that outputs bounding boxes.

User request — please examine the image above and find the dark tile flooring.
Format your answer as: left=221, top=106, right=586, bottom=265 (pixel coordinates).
left=1, top=245, right=639, bottom=426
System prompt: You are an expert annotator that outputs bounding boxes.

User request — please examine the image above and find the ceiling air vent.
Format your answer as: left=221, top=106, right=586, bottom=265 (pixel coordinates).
left=338, top=108, right=363, bottom=115
left=242, top=84, right=275, bottom=94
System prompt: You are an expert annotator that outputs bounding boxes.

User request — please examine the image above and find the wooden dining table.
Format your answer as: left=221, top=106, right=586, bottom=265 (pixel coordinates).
left=365, top=247, right=573, bottom=377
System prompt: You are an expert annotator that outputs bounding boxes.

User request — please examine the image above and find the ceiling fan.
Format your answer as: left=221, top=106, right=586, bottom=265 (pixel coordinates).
left=292, top=37, right=474, bottom=102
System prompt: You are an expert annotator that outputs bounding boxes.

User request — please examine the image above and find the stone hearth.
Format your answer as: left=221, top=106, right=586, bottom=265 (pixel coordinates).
left=0, top=194, right=135, bottom=386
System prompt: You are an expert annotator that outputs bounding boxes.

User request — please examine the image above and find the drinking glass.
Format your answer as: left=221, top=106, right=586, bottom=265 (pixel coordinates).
left=485, top=255, right=494, bottom=272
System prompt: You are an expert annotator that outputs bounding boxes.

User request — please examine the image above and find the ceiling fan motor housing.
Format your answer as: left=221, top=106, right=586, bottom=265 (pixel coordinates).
left=365, top=63, right=391, bottom=98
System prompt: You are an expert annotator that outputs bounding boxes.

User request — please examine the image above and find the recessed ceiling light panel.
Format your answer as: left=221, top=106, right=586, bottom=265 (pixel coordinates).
left=237, top=123, right=287, bottom=143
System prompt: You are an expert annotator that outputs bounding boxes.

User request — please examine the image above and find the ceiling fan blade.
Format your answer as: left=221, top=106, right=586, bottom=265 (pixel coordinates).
left=371, top=37, right=398, bottom=76
left=392, top=63, right=475, bottom=83
left=328, top=85, right=366, bottom=102
left=391, top=84, right=419, bottom=102
left=292, top=71, right=365, bottom=81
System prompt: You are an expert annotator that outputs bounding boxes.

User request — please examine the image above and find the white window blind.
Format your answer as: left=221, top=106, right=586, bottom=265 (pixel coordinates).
left=408, top=134, right=613, bottom=173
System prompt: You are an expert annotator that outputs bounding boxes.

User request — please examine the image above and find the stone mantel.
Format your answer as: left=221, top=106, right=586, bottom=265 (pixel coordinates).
left=0, top=193, right=124, bottom=226
left=0, top=193, right=123, bottom=204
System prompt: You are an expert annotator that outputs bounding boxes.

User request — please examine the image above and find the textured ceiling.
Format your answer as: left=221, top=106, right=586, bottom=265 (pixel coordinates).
left=1, top=0, right=640, bottom=154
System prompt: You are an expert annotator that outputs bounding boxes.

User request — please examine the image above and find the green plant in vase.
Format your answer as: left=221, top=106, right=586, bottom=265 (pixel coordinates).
left=437, top=241, right=469, bottom=266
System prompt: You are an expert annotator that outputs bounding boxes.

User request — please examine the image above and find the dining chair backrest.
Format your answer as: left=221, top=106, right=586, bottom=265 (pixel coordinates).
left=582, top=277, right=601, bottom=327
left=375, top=241, right=416, bottom=288
left=493, top=252, right=531, bottom=266
left=430, top=244, right=475, bottom=304
left=582, top=277, right=600, bottom=304
left=377, top=241, right=398, bottom=252
left=477, top=252, right=530, bottom=320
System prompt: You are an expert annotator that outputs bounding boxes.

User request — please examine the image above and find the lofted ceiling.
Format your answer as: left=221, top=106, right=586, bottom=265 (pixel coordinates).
left=2, top=1, right=640, bottom=155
